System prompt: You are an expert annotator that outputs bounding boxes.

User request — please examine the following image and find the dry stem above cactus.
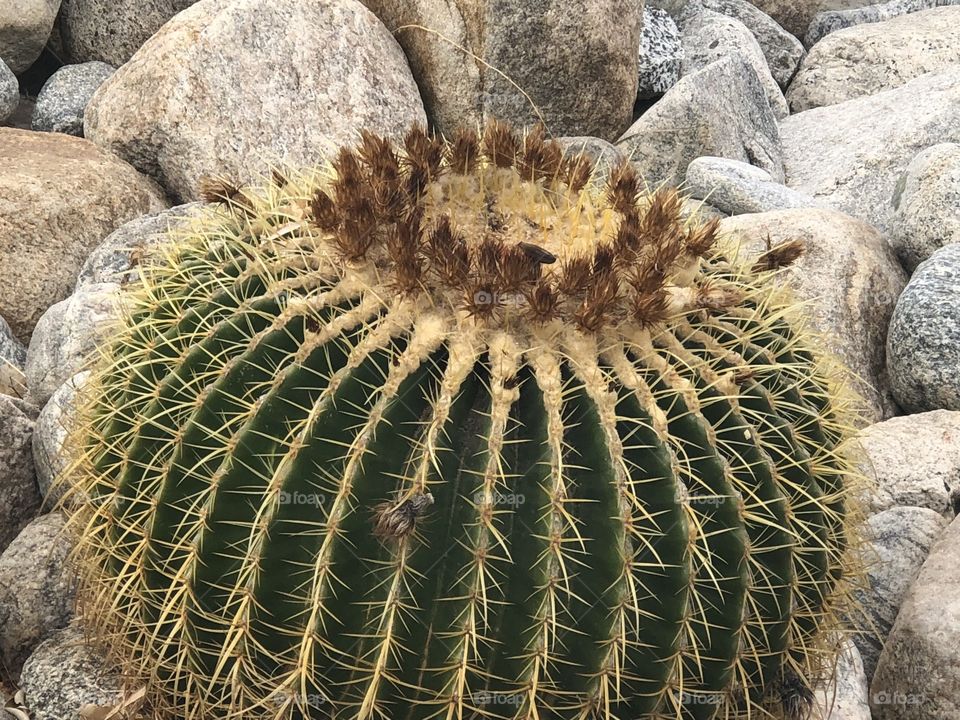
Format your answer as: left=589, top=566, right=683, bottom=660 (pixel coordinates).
left=62, top=120, right=862, bottom=720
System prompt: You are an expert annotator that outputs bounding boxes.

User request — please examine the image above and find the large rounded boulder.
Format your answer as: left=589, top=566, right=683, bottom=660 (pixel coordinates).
left=58, top=0, right=200, bottom=66
left=84, top=0, right=427, bottom=201
left=359, top=0, right=642, bottom=141
left=887, top=243, right=960, bottom=412
left=0, top=129, right=167, bottom=343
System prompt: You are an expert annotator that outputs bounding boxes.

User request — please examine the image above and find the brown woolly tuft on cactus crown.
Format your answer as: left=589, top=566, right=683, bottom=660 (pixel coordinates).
left=61, top=119, right=864, bottom=720
left=299, top=121, right=730, bottom=334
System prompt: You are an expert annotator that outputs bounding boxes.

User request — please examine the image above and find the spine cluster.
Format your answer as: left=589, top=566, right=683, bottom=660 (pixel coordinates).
left=251, top=120, right=737, bottom=333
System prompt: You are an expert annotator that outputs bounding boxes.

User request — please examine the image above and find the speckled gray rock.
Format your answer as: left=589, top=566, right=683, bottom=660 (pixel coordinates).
left=638, top=6, right=683, bottom=98
left=0, top=128, right=167, bottom=343
left=0, top=0, right=60, bottom=73
left=678, top=198, right=726, bottom=221
left=887, top=244, right=960, bottom=412
left=0, top=313, right=24, bottom=370
left=781, top=69, right=960, bottom=236
left=359, top=0, right=642, bottom=142
left=859, top=411, right=960, bottom=516
left=891, top=143, right=960, bottom=272
left=0, top=314, right=26, bottom=399
left=744, top=0, right=880, bottom=39
left=32, top=372, right=87, bottom=506
left=813, top=638, right=871, bottom=720
left=76, top=203, right=201, bottom=290
left=85, top=0, right=427, bottom=202
left=0, top=60, right=17, bottom=125
left=59, top=0, right=199, bottom=66
left=789, top=7, right=960, bottom=112
left=722, top=209, right=907, bottom=422
left=25, top=284, right=119, bottom=408
left=805, top=0, right=960, bottom=46
left=31, top=62, right=114, bottom=136
left=679, top=9, right=788, bottom=118
left=19, top=623, right=123, bottom=720
left=648, top=0, right=695, bottom=14
left=853, top=507, right=949, bottom=682
left=701, top=0, right=805, bottom=87
left=555, top=136, right=627, bottom=181
left=0, top=396, right=39, bottom=554
left=0, top=513, right=75, bottom=677
left=870, top=514, right=960, bottom=719
left=686, top=156, right=823, bottom=214
left=618, top=54, right=783, bottom=186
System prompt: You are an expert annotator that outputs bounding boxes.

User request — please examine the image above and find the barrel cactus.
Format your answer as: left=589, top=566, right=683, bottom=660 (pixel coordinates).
left=63, top=120, right=860, bottom=720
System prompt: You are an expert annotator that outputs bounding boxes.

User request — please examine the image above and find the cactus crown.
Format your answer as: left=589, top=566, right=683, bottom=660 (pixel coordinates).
left=204, top=120, right=736, bottom=336
left=64, top=120, right=861, bottom=720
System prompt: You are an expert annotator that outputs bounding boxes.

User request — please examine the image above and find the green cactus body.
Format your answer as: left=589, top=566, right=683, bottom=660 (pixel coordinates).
left=65, top=122, right=860, bottom=720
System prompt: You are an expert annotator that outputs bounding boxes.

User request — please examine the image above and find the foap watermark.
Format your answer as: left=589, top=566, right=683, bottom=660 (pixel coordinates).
left=473, top=290, right=529, bottom=309
left=471, top=691, right=524, bottom=708
left=687, top=493, right=731, bottom=508
left=872, top=690, right=926, bottom=707
left=679, top=691, right=724, bottom=707
left=277, top=490, right=326, bottom=507
left=270, top=691, right=329, bottom=710
left=473, top=490, right=526, bottom=508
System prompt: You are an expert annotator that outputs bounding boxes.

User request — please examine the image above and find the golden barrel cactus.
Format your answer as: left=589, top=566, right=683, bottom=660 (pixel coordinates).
left=63, top=121, right=860, bottom=720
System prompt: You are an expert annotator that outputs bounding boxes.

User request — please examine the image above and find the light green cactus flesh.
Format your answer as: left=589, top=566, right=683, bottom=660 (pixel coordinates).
left=64, top=121, right=861, bottom=720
